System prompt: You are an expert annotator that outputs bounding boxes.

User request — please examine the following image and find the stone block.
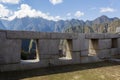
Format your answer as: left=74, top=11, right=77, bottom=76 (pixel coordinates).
left=51, top=33, right=78, bottom=39
left=110, top=48, right=119, bottom=56
left=80, top=56, right=102, bottom=63
left=88, top=56, right=102, bottom=62
left=0, top=60, right=49, bottom=72
left=0, top=38, right=21, bottom=64
left=72, top=52, right=81, bottom=63
left=97, top=49, right=111, bottom=59
left=99, top=39, right=111, bottom=49
left=73, top=34, right=89, bottom=51
left=117, top=38, right=120, bottom=48
left=38, top=39, right=59, bottom=55
left=104, top=33, right=119, bottom=39
left=85, top=33, right=104, bottom=39
left=89, top=39, right=111, bottom=50
left=117, top=48, right=120, bottom=55
left=49, top=59, right=73, bottom=66
left=48, top=40, right=60, bottom=54
left=80, top=56, right=90, bottom=63
left=39, top=32, right=51, bottom=39
left=40, top=54, right=59, bottom=60
left=38, top=39, right=50, bottom=54
left=80, top=50, right=89, bottom=56
left=0, top=30, right=6, bottom=32
left=7, top=30, right=40, bottom=39
left=0, top=32, right=6, bottom=39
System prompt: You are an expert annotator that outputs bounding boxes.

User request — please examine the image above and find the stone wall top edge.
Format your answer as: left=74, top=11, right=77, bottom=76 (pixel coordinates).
left=3, top=30, right=78, bottom=39
left=85, top=33, right=120, bottom=39
left=1, top=30, right=120, bottom=39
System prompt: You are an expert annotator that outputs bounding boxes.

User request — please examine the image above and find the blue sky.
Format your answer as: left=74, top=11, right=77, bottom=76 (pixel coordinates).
left=0, top=0, right=119, bottom=21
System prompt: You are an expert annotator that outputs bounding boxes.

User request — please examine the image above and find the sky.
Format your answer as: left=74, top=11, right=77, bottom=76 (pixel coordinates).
left=0, top=0, right=120, bottom=21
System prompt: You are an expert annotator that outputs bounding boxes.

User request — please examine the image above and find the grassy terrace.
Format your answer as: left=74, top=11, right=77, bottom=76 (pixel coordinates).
left=0, top=61, right=120, bottom=80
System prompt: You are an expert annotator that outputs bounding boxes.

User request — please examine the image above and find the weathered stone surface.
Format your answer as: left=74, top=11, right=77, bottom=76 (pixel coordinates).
left=88, top=56, right=102, bottom=62
left=88, top=49, right=111, bottom=59
left=0, top=60, right=49, bottom=72
left=49, top=40, right=60, bottom=54
left=0, top=30, right=120, bottom=72
left=0, top=32, right=6, bottom=39
left=86, top=33, right=120, bottom=39
left=80, top=56, right=102, bottom=63
left=99, top=39, right=111, bottom=49
left=80, top=56, right=90, bottom=63
left=51, top=33, right=78, bottom=39
left=80, top=50, right=89, bottom=57
left=39, top=32, right=51, bottom=39
left=40, top=54, right=59, bottom=60
left=0, top=30, right=6, bottom=32
left=73, top=34, right=89, bottom=51
left=72, top=52, right=81, bottom=63
left=89, top=39, right=111, bottom=50
left=110, top=48, right=119, bottom=56
left=38, top=39, right=59, bottom=56
left=7, top=30, right=41, bottom=39
left=85, top=33, right=104, bottom=39
left=97, top=49, right=111, bottom=59
left=104, top=33, right=120, bottom=39
left=0, top=37, right=21, bottom=64
left=118, top=48, right=120, bottom=55
left=50, top=59, right=73, bottom=66
left=38, top=39, right=50, bottom=55
left=7, top=31, right=78, bottom=39
left=117, top=38, right=120, bottom=48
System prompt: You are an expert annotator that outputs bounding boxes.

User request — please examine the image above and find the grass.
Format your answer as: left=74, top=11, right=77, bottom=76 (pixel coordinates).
left=0, top=61, right=120, bottom=80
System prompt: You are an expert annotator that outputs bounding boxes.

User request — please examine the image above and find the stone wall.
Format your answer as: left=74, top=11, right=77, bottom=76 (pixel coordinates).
left=0, top=30, right=120, bottom=72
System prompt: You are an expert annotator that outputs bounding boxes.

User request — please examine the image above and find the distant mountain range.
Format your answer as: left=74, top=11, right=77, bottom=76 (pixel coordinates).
left=0, top=15, right=120, bottom=33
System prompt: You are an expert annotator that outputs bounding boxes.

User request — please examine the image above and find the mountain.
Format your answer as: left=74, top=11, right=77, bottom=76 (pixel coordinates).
left=0, top=17, right=86, bottom=32
left=1, top=17, right=56, bottom=32
left=93, top=15, right=118, bottom=24
left=66, top=15, right=120, bottom=33
left=0, top=21, right=6, bottom=30
left=0, top=15, right=120, bottom=33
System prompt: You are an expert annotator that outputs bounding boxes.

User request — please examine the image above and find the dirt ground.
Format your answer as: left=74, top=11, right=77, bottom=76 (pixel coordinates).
left=0, top=61, right=120, bottom=80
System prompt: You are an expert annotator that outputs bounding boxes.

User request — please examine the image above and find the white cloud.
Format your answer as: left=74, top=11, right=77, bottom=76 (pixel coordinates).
left=0, top=4, right=12, bottom=18
left=67, top=13, right=71, bottom=16
left=0, top=0, right=20, bottom=4
left=49, top=0, right=63, bottom=5
left=66, top=13, right=72, bottom=19
left=100, top=7, right=115, bottom=13
left=74, top=11, right=84, bottom=18
left=8, top=4, right=62, bottom=21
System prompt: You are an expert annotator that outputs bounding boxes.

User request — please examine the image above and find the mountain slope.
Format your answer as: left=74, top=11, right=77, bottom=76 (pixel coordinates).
left=0, top=15, right=120, bottom=33
left=66, top=15, right=120, bottom=33
left=0, top=21, right=6, bottom=30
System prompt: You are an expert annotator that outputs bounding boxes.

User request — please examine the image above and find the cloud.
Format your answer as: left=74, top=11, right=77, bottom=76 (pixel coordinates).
left=49, top=0, right=63, bottom=5
left=74, top=11, right=84, bottom=18
left=0, top=4, right=12, bottom=18
left=0, top=0, right=20, bottom=4
left=8, top=4, right=62, bottom=21
left=67, top=13, right=71, bottom=16
left=100, top=7, right=115, bottom=13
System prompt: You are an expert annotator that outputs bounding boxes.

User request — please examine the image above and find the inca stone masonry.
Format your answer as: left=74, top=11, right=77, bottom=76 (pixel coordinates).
left=0, top=30, right=120, bottom=72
